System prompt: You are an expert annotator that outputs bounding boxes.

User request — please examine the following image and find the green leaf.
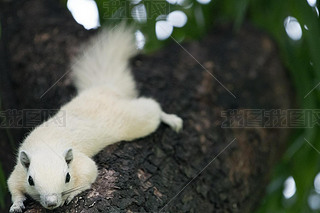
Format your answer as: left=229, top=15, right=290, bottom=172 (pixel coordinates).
left=0, top=162, right=6, bottom=209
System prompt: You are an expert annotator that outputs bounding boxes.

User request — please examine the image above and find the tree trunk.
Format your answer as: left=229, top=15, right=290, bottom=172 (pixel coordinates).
left=1, top=0, right=292, bottom=212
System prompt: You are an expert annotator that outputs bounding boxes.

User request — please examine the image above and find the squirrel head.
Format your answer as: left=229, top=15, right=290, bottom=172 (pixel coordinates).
left=19, top=148, right=74, bottom=209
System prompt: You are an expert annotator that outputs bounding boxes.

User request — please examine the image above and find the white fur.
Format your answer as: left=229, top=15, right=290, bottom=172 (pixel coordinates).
left=7, top=24, right=183, bottom=212
left=72, top=24, right=138, bottom=98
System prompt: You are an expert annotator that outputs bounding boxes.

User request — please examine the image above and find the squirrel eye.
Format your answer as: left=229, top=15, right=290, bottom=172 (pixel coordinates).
left=28, top=176, right=34, bottom=186
left=65, top=173, right=71, bottom=183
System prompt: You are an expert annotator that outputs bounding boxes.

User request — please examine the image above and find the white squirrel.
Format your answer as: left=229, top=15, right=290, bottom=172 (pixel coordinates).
left=7, top=24, right=183, bottom=212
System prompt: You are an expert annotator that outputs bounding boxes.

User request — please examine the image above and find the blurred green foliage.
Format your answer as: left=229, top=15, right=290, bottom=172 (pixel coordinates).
left=95, top=0, right=213, bottom=51
left=93, top=0, right=320, bottom=212
left=0, top=162, right=5, bottom=209
left=0, top=109, right=10, bottom=210
left=246, top=0, right=320, bottom=212
left=0, top=24, right=7, bottom=210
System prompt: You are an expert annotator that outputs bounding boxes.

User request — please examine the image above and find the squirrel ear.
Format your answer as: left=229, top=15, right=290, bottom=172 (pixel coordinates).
left=20, top=151, right=30, bottom=169
left=64, top=148, right=73, bottom=164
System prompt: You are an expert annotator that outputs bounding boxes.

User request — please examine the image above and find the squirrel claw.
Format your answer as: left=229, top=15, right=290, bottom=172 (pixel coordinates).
left=9, top=201, right=25, bottom=213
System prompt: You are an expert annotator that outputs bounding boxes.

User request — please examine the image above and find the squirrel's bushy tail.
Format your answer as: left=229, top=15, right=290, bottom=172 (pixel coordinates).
left=72, top=24, right=138, bottom=98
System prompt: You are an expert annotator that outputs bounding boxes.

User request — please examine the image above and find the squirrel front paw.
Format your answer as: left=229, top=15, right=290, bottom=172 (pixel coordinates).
left=9, top=201, right=25, bottom=213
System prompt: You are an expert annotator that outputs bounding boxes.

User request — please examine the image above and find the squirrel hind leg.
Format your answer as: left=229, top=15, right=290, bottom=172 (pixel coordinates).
left=160, top=112, right=183, bottom=133
left=119, top=98, right=183, bottom=141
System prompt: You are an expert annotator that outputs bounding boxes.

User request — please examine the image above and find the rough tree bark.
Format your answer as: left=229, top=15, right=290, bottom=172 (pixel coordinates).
left=0, top=0, right=293, bottom=212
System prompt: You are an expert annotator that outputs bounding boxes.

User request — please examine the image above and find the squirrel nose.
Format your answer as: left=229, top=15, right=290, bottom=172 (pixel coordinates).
left=45, top=194, right=58, bottom=208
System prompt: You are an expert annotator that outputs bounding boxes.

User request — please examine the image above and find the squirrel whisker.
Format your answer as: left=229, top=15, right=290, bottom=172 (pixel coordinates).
left=62, top=185, right=88, bottom=196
